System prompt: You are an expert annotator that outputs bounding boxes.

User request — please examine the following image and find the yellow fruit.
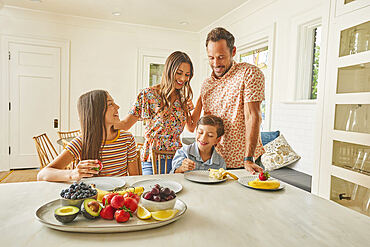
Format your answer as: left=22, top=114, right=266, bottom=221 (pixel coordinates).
left=96, top=188, right=110, bottom=202
left=151, top=209, right=179, bottom=221
left=224, top=172, right=238, bottom=180
left=209, top=168, right=226, bottom=179
left=137, top=205, right=151, bottom=220
left=248, top=179, right=280, bottom=189
left=96, top=187, right=144, bottom=202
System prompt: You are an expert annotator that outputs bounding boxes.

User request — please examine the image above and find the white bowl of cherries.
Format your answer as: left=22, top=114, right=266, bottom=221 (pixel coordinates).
left=140, top=184, right=177, bottom=212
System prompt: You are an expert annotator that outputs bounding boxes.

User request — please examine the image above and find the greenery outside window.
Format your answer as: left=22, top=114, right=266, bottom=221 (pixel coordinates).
left=240, top=46, right=269, bottom=130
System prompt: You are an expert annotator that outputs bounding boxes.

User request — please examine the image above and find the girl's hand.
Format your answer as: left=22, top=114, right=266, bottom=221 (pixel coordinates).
left=187, top=100, right=194, bottom=111
left=70, top=160, right=100, bottom=181
left=179, top=158, right=196, bottom=173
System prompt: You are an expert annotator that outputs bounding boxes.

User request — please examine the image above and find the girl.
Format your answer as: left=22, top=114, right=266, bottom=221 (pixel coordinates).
left=115, top=51, right=202, bottom=175
left=37, top=90, right=139, bottom=182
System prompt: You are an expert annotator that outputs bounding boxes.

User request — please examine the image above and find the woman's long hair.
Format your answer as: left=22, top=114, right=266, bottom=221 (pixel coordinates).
left=158, top=51, right=194, bottom=120
left=77, top=90, right=108, bottom=160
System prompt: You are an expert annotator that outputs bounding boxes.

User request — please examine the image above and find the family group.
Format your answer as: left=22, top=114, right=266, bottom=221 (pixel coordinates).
left=37, top=27, right=265, bottom=182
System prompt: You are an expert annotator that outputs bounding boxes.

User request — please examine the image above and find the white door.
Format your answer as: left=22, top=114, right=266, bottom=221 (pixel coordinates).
left=9, top=43, right=61, bottom=169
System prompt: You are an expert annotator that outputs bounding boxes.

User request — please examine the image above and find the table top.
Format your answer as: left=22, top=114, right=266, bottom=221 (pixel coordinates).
left=0, top=170, right=369, bottom=247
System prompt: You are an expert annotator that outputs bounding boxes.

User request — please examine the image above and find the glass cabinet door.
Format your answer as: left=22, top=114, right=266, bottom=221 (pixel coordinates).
left=331, top=176, right=370, bottom=216
left=339, top=21, right=370, bottom=57
left=328, top=6, right=370, bottom=216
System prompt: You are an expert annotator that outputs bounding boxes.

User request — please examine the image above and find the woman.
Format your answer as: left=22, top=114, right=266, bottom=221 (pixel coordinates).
left=115, top=51, right=202, bottom=175
left=37, top=90, right=139, bottom=182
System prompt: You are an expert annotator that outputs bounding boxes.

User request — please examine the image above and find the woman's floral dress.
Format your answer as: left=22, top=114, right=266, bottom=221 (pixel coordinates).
left=129, top=87, right=190, bottom=162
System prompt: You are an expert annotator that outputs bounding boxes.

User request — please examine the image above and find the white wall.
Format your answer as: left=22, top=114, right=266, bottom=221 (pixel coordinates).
left=0, top=6, right=201, bottom=171
left=199, top=0, right=326, bottom=175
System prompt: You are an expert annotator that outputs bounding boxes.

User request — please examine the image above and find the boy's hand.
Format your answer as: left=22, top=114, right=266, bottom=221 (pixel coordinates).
left=179, top=158, right=196, bottom=173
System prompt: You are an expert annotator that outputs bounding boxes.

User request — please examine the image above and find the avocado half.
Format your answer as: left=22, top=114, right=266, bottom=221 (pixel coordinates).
left=54, top=206, right=80, bottom=223
left=81, top=198, right=102, bottom=220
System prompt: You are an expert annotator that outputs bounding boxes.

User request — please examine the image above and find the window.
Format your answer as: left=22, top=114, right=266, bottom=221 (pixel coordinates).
left=240, top=46, right=269, bottom=130
left=149, top=63, right=164, bottom=86
left=294, top=19, right=322, bottom=100
left=311, top=26, right=321, bottom=99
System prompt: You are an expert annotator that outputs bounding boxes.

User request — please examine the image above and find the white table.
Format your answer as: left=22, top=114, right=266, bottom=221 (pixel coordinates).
left=0, top=170, right=369, bottom=247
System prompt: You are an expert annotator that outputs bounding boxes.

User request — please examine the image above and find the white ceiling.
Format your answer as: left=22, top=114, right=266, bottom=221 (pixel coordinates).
left=2, top=0, right=250, bottom=32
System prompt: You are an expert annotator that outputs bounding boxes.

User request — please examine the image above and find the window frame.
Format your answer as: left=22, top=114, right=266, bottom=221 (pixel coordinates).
left=236, top=23, right=276, bottom=131
left=295, top=19, right=322, bottom=100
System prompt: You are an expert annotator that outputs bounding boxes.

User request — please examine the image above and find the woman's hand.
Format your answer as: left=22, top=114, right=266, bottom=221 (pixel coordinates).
left=187, top=100, right=194, bottom=111
left=70, top=160, right=100, bottom=181
left=178, top=158, right=196, bottom=173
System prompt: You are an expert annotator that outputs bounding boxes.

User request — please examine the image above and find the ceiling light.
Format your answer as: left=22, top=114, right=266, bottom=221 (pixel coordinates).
left=179, top=21, right=189, bottom=25
left=30, top=0, right=42, bottom=2
left=112, top=11, right=121, bottom=16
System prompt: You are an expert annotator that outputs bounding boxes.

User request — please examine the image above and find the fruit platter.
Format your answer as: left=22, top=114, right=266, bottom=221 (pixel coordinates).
left=35, top=182, right=187, bottom=233
left=238, top=171, right=285, bottom=191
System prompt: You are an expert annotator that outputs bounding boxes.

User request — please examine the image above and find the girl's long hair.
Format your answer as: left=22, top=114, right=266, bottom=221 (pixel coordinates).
left=77, top=90, right=108, bottom=160
left=158, top=51, right=194, bottom=120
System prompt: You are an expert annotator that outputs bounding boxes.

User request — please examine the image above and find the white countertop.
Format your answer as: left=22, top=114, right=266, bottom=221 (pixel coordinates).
left=0, top=170, right=369, bottom=247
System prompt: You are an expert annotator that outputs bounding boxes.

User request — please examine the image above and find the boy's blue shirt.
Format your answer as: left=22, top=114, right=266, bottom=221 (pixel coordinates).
left=170, top=142, right=226, bottom=173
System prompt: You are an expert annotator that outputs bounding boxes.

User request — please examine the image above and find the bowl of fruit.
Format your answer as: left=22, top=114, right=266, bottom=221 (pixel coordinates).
left=140, top=184, right=176, bottom=212
left=60, top=182, right=98, bottom=209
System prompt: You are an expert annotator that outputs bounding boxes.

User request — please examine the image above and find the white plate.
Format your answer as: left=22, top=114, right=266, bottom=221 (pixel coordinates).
left=238, top=175, right=285, bottom=191
left=81, top=177, right=126, bottom=191
left=35, top=198, right=187, bottom=233
left=184, top=170, right=227, bottom=184
left=131, top=179, right=182, bottom=193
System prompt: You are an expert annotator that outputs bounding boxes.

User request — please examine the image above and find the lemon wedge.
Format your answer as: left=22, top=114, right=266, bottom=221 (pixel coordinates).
left=137, top=205, right=151, bottom=220
left=151, top=209, right=179, bottom=221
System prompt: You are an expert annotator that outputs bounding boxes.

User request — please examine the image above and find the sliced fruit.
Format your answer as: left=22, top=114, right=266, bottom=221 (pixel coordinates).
left=209, top=168, right=227, bottom=180
left=81, top=198, right=102, bottom=219
left=54, top=206, right=80, bottom=223
left=96, top=188, right=110, bottom=202
left=136, top=205, right=151, bottom=220
left=96, top=187, right=144, bottom=202
left=151, top=209, right=178, bottom=221
left=224, top=172, right=238, bottom=180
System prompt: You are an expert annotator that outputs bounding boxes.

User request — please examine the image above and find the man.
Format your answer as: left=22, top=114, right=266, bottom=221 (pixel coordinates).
left=200, top=27, right=265, bottom=174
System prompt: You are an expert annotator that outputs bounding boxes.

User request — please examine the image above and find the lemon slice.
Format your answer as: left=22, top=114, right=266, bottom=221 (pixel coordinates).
left=137, top=205, right=151, bottom=220
left=151, top=209, right=179, bottom=221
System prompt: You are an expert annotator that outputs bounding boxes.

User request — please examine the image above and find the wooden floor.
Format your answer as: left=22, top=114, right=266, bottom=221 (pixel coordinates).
left=0, top=169, right=39, bottom=183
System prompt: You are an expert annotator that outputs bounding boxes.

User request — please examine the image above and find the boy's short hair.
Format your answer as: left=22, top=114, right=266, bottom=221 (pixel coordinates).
left=206, top=27, right=235, bottom=54
left=197, top=115, right=225, bottom=138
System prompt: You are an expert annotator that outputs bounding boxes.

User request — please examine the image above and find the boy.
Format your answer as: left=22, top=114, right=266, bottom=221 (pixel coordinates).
left=171, top=115, right=226, bottom=173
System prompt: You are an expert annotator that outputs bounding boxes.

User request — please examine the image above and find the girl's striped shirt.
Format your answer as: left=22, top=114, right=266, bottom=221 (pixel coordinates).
left=66, top=130, right=137, bottom=176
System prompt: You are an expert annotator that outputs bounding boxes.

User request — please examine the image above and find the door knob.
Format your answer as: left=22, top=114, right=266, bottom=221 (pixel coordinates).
left=54, top=119, right=59, bottom=128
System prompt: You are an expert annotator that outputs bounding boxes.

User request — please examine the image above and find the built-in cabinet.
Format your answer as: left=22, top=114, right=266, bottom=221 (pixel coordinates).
left=319, top=0, right=370, bottom=216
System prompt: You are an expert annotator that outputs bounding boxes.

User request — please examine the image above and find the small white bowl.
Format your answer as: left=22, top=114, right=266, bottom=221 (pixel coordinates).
left=140, top=195, right=176, bottom=212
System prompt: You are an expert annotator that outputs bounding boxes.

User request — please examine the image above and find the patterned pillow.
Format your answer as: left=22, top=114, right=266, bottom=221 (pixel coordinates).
left=261, top=134, right=301, bottom=171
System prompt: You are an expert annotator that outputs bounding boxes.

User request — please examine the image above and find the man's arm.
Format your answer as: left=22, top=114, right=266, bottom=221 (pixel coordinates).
left=243, top=101, right=263, bottom=174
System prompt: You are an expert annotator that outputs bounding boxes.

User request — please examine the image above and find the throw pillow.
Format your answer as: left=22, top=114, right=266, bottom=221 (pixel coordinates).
left=261, top=130, right=280, bottom=146
left=261, top=134, right=300, bottom=171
